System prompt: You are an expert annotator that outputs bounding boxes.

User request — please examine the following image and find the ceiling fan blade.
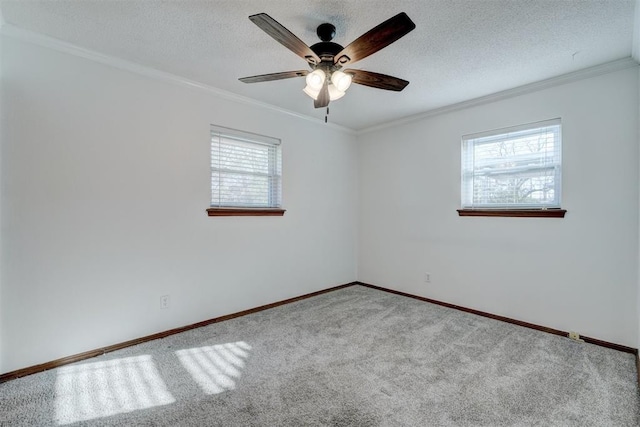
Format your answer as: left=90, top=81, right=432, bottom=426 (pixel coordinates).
left=345, top=69, right=409, bottom=91
left=314, top=79, right=330, bottom=109
left=239, top=70, right=309, bottom=83
left=249, top=13, right=321, bottom=65
left=334, top=12, right=416, bottom=66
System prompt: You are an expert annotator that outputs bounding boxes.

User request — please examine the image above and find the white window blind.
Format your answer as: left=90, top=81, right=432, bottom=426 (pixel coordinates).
left=461, top=118, right=561, bottom=209
left=210, top=126, right=282, bottom=208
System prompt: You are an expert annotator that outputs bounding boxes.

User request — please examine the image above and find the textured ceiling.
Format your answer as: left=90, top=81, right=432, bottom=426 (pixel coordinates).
left=0, top=0, right=636, bottom=131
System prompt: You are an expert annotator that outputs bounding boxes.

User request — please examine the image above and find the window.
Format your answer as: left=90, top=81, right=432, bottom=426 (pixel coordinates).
left=207, top=125, right=284, bottom=216
left=459, top=118, right=565, bottom=218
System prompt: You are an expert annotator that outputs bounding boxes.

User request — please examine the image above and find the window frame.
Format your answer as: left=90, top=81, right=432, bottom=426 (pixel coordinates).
left=207, top=125, right=285, bottom=217
left=458, top=118, right=565, bottom=218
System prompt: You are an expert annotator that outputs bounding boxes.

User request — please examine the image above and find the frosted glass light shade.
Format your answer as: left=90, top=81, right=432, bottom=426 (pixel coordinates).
left=331, top=70, right=352, bottom=92
left=303, top=85, right=320, bottom=100
left=328, top=84, right=345, bottom=101
left=305, top=69, right=325, bottom=90
left=303, top=69, right=350, bottom=102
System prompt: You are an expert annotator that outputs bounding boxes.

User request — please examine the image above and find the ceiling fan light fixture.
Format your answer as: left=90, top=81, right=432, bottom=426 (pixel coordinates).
left=303, top=84, right=321, bottom=100
left=331, top=70, right=352, bottom=92
left=328, top=84, right=346, bottom=101
left=305, top=69, right=326, bottom=90
left=240, top=12, right=416, bottom=109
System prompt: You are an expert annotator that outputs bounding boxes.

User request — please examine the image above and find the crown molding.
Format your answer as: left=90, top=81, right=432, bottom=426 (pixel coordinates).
left=0, top=24, right=356, bottom=135
left=358, top=57, right=639, bottom=135
left=2, top=23, right=636, bottom=138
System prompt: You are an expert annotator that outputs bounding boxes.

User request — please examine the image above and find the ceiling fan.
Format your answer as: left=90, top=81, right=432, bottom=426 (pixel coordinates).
left=239, top=12, right=416, bottom=109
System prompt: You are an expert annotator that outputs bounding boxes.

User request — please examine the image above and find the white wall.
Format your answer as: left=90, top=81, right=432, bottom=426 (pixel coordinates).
left=358, top=67, right=640, bottom=347
left=634, top=0, right=640, bottom=63
left=1, top=33, right=638, bottom=375
left=0, top=36, right=358, bottom=374
left=0, top=32, right=4, bottom=373
left=635, top=0, right=640, bottom=360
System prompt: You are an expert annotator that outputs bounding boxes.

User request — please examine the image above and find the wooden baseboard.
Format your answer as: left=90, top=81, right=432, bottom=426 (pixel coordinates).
left=0, top=282, right=358, bottom=383
left=356, top=282, right=639, bottom=356
left=3, top=280, right=638, bottom=388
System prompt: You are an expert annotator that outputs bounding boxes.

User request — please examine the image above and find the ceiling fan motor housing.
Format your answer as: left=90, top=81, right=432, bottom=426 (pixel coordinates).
left=311, top=23, right=345, bottom=66
left=310, top=42, right=344, bottom=66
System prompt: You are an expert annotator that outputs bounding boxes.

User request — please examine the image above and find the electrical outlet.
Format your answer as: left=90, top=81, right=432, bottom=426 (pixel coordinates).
left=568, top=331, right=584, bottom=342
left=160, top=295, right=170, bottom=309
left=424, top=272, right=431, bottom=283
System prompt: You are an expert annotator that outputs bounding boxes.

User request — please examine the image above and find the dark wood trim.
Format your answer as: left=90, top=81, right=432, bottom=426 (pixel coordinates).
left=0, top=282, right=357, bottom=383
left=579, top=335, right=638, bottom=355
left=457, top=209, right=566, bottom=218
left=637, top=354, right=640, bottom=389
left=356, top=282, right=638, bottom=355
left=3, top=280, right=636, bottom=384
left=207, top=207, right=286, bottom=217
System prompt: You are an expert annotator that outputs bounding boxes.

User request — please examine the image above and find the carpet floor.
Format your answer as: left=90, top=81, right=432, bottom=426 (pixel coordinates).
left=1, top=285, right=638, bottom=426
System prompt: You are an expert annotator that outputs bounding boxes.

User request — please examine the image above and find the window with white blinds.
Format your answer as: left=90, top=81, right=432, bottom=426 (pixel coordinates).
left=210, top=126, right=282, bottom=208
left=461, top=118, right=561, bottom=209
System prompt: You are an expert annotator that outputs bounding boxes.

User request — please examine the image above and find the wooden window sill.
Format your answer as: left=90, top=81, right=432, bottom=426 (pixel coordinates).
left=207, top=207, right=286, bottom=217
left=457, top=209, right=566, bottom=218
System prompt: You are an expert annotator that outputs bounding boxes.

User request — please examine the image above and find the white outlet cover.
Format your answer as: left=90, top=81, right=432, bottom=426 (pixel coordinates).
left=160, top=295, right=170, bottom=309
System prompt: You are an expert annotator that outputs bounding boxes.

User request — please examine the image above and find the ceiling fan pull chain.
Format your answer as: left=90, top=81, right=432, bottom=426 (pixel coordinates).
left=325, top=107, right=329, bottom=123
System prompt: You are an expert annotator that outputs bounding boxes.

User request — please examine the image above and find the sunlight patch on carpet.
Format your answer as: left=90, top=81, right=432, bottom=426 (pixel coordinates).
left=176, top=341, right=252, bottom=394
left=54, top=355, right=175, bottom=425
